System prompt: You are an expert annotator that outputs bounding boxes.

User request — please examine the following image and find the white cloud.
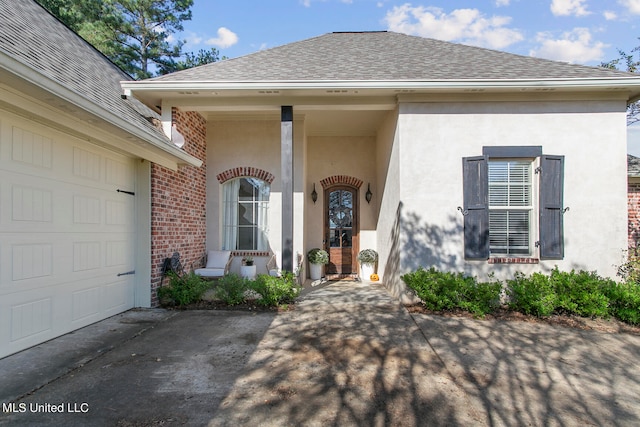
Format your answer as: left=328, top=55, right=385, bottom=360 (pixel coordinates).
left=495, top=0, right=511, bottom=6
left=530, top=28, right=608, bottom=63
left=182, top=32, right=203, bottom=46
left=383, top=5, right=523, bottom=49
left=550, top=0, right=590, bottom=17
left=619, top=0, right=640, bottom=14
left=604, top=10, right=618, bottom=20
left=205, top=27, right=239, bottom=49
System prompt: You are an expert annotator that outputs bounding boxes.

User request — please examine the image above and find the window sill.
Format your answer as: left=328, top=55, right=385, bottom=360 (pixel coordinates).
left=231, top=251, right=270, bottom=257
left=489, top=257, right=539, bottom=264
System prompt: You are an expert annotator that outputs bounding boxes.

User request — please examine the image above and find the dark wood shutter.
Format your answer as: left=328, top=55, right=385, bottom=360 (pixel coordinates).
left=462, top=156, right=489, bottom=259
left=539, top=155, right=564, bottom=259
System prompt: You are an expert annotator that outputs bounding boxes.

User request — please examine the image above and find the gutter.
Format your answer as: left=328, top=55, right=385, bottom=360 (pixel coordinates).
left=121, top=77, right=640, bottom=94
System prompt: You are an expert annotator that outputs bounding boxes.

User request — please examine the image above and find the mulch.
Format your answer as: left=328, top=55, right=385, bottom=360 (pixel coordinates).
left=163, top=299, right=640, bottom=334
left=162, top=300, right=295, bottom=312
left=405, top=304, right=640, bottom=335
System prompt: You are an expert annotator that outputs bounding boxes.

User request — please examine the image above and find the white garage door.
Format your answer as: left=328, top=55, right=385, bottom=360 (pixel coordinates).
left=0, top=111, right=137, bottom=358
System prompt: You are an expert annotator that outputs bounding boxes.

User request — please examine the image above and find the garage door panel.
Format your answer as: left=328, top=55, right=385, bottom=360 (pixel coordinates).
left=103, top=278, right=134, bottom=314
left=2, top=122, right=129, bottom=194
left=11, top=242, right=54, bottom=282
left=3, top=272, right=135, bottom=350
left=105, top=157, right=135, bottom=191
left=10, top=125, right=54, bottom=171
left=1, top=173, right=135, bottom=235
left=10, top=297, right=53, bottom=343
left=1, top=110, right=137, bottom=359
left=71, top=286, right=101, bottom=323
left=2, top=235, right=134, bottom=286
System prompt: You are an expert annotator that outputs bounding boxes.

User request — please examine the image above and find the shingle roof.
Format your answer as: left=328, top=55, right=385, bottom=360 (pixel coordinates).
left=629, top=155, right=640, bottom=177
left=0, top=1, right=169, bottom=145
left=150, top=31, right=636, bottom=83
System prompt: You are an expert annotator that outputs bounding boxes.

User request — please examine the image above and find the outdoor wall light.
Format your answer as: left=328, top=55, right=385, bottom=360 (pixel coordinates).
left=311, top=183, right=318, bottom=204
left=365, top=183, right=372, bottom=204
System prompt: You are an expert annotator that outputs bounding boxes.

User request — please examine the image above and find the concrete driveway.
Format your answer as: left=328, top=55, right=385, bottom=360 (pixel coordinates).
left=1, top=281, right=639, bottom=426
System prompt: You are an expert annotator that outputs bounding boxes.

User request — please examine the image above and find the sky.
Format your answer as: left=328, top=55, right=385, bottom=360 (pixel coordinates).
left=177, top=0, right=640, bottom=65
left=173, top=0, right=640, bottom=153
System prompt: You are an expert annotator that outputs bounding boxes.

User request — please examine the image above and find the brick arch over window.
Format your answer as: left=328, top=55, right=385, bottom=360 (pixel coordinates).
left=216, top=167, right=275, bottom=184
left=320, top=175, right=363, bottom=189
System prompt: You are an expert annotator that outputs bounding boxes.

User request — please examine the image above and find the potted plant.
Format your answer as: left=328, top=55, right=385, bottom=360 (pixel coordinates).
left=357, top=249, right=378, bottom=282
left=241, top=256, right=256, bottom=279
left=307, top=248, right=328, bottom=280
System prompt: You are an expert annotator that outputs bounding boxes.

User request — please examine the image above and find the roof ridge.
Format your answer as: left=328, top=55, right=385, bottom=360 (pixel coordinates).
left=146, top=31, right=640, bottom=82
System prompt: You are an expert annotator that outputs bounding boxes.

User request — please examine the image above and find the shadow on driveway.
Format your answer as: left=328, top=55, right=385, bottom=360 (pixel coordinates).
left=2, top=281, right=639, bottom=426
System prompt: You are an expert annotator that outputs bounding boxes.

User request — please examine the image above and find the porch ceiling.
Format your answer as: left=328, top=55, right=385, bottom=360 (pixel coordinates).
left=148, top=89, right=399, bottom=136
left=201, top=108, right=392, bottom=137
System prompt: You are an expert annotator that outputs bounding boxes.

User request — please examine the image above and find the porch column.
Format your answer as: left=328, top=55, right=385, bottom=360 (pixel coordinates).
left=281, top=106, right=294, bottom=272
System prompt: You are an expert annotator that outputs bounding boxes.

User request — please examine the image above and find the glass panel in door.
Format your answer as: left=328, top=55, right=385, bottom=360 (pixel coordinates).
left=326, top=188, right=356, bottom=275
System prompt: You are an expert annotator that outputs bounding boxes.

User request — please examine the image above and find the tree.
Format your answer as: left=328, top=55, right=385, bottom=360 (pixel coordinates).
left=159, top=48, right=223, bottom=74
left=75, top=0, right=193, bottom=79
left=37, top=0, right=219, bottom=79
left=602, top=44, right=640, bottom=125
left=36, top=0, right=83, bottom=29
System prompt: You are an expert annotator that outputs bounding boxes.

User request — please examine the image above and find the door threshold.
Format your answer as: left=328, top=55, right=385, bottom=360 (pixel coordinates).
left=325, top=274, right=358, bottom=281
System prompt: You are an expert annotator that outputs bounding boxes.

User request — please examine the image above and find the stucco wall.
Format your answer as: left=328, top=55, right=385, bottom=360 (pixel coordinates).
left=305, top=135, right=378, bottom=256
left=206, top=116, right=305, bottom=274
left=374, top=109, right=403, bottom=295
left=150, top=109, right=207, bottom=306
left=391, top=99, right=628, bottom=283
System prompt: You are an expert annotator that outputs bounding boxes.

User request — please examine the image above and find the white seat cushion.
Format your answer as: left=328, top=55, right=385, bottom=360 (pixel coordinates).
left=195, top=268, right=225, bottom=278
left=206, top=250, right=231, bottom=269
left=269, top=269, right=281, bottom=277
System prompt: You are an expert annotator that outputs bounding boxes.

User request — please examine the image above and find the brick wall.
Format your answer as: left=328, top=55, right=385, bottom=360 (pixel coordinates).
left=150, top=109, right=207, bottom=306
left=629, top=179, right=640, bottom=248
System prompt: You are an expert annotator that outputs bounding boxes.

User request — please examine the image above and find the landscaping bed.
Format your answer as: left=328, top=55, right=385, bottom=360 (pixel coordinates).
left=402, top=266, right=640, bottom=332
left=405, top=304, right=640, bottom=334
left=158, top=271, right=301, bottom=311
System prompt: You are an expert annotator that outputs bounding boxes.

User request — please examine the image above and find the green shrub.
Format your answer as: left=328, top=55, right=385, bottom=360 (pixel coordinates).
left=506, top=272, right=557, bottom=317
left=460, top=279, right=502, bottom=316
left=214, top=274, right=249, bottom=305
left=157, top=271, right=210, bottom=307
left=405, top=265, right=640, bottom=325
left=604, top=281, right=640, bottom=325
left=249, top=272, right=301, bottom=307
left=401, top=267, right=500, bottom=317
left=550, top=269, right=610, bottom=318
left=402, top=267, right=459, bottom=311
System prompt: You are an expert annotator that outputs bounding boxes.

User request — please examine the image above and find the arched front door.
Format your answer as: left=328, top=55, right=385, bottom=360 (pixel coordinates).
left=324, top=185, right=359, bottom=278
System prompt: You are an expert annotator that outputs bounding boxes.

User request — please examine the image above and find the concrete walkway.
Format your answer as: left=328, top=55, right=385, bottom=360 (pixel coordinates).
left=1, top=281, right=639, bottom=426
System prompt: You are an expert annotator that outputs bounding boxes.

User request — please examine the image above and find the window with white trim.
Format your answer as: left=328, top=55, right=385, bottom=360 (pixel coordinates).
left=462, top=147, right=565, bottom=261
left=488, top=160, right=533, bottom=255
left=222, top=178, right=270, bottom=251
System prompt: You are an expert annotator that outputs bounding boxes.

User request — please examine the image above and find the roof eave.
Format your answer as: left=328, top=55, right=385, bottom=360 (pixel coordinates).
left=0, top=52, right=201, bottom=169
left=122, top=77, right=640, bottom=93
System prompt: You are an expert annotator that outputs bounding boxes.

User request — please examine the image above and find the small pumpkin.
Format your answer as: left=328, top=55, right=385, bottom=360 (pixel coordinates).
left=370, top=273, right=379, bottom=282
